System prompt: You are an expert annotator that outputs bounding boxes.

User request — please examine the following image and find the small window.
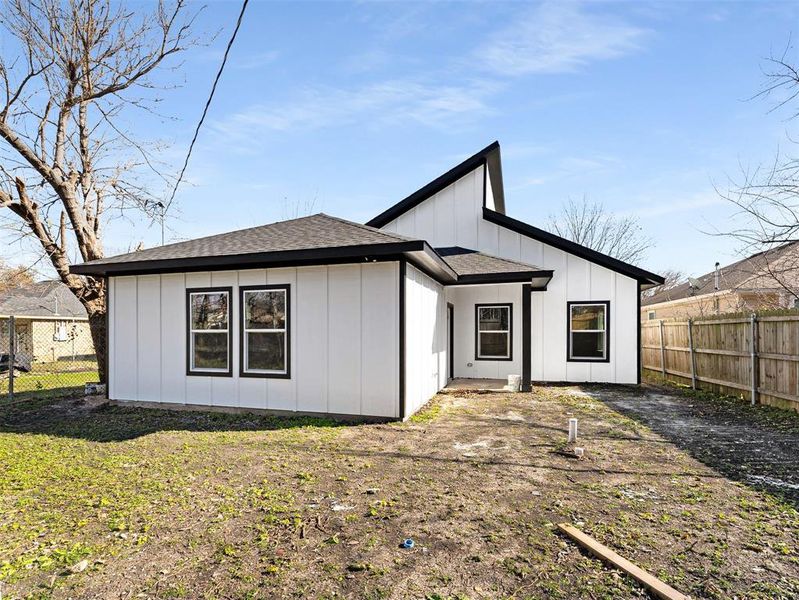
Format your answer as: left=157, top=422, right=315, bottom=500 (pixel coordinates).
left=187, top=288, right=231, bottom=376
left=647, top=310, right=656, bottom=321
left=475, top=304, right=512, bottom=360
left=240, top=285, right=290, bottom=377
left=568, top=301, right=609, bottom=362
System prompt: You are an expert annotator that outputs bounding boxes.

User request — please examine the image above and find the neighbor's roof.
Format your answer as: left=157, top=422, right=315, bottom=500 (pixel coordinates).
left=642, top=241, right=799, bottom=306
left=0, top=280, right=87, bottom=319
left=436, top=247, right=552, bottom=285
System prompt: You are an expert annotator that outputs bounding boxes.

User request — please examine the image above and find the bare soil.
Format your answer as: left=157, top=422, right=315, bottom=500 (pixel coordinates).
left=0, top=386, right=797, bottom=599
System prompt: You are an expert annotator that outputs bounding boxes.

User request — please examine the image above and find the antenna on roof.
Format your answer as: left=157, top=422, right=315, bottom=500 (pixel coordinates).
left=688, top=277, right=701, bottom=296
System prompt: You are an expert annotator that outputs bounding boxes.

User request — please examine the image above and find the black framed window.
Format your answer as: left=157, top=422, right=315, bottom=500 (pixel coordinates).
left=240, top=285, right=290, bottom=378
left=567, top=301, right=610, bottom=362
left=186, top=287, right=232, bottom=376
left=475, top=303, right=512, bottom=360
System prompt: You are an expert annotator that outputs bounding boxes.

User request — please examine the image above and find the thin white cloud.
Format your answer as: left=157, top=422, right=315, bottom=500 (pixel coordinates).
left=211, top=78, right=499, bottom=139
left=626, top=192, right=725, bottom=219
left=233, top=51, right=280, bottom=70
left=477, top=1, right=648, bottom=76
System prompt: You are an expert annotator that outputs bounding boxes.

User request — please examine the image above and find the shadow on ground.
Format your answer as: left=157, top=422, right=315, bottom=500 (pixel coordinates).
left=589, top=383, right=799, bottom=508
left=0, top=396, right=343, bottom=442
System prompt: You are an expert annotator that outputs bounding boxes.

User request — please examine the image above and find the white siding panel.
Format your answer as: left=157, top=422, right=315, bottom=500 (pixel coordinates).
left=113, top=276, right=138, bottom=400
left=136, top=275, right=161, bottom=402
left=362, top=263, right=399, bottom=418
left=160, top=273, right=186, bottom=404
left=296, top=267, right=328, bottom=414
left=107, top=277, right=116, bottom=400
left=327, top=265, right=362, bottom=415
left=404, top=264, right=446, bottom=417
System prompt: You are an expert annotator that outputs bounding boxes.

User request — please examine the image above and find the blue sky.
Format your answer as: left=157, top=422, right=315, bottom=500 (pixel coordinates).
left=10, top=0, right=799, bottom=277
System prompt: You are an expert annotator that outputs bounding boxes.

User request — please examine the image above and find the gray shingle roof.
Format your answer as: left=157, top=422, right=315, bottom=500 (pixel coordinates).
left=74, top=214, right=419, bottom=271
left=642, top=241, right=799, bottom=306
left=0, top=281, right=87, bottom=318
left=435, top=247, right=546, bottom=276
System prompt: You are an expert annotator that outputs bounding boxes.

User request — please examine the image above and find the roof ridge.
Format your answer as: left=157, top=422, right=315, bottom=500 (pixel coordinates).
left=319, top=213, right=418, bottom=242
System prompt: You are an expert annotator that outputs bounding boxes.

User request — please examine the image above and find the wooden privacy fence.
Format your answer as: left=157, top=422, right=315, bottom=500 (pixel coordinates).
left=641, top=315, right=799, bottom=412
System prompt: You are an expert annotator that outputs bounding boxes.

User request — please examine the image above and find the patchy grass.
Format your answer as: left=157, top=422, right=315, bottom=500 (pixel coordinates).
left=1, top=370, right=98, bottom=402
left=0, top=388, right=797, bottom=599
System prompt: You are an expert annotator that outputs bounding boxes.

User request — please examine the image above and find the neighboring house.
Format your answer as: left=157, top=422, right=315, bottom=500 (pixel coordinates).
left=641, top=242, right=799, bottom=322
left=72, top=142, right=663, bottom=420
left=0, top=280, right=93, bottom=364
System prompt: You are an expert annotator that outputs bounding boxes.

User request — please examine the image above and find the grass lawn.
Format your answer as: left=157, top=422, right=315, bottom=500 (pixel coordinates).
left=0, top=388, right=797, bottom=599
left=1, top=363, right=98, bottom=402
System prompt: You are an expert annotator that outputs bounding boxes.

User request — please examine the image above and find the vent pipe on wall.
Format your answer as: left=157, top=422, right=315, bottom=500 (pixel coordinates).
left=714, top=262, right=720, bottom=291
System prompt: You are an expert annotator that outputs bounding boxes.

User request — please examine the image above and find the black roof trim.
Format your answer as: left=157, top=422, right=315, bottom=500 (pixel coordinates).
left=455, top=271, right=553, bottom=285
left=366, top=141, right=503, bottom=228
left=482, top=208, right=664, bottom=286
left=70, top=241, right=427, bottom=277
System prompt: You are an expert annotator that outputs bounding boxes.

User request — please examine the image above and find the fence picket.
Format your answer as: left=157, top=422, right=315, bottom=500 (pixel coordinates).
left=641, top=315, right=799, bottom=413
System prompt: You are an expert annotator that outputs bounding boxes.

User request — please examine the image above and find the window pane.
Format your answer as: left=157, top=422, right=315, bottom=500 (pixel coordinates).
left=478, top=306, right=508, bottom=331
left=571, top=305, right=605, bottom=330
left=245, top=290, right=286, bottom=330
left=247, top=332, right=285, bottom=372
left=191, top=293, right=228, bottom=330
left=572, top=331, right=605, bottom=359
left=479, top=332, right=509, bottom=357
left=193, top=332, right=228, bottom=369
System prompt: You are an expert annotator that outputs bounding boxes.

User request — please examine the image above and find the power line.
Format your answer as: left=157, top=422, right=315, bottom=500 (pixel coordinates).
left=165, top=0, right=250, bottom=213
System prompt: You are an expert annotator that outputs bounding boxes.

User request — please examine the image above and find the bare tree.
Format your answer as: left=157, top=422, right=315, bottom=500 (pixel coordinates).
left=0, top=260, right=35, bottom=293
left=547, top=196, right=651, bottom=264
left=715, top=44, right=799, bottom=301
left=0, top=0, right=199, bottom=381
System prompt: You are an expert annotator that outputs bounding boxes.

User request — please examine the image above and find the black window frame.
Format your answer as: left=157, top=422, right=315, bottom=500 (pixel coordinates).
left=186, top=286, right=233, bottom=377
left=566, top=300, right=610, bottom=363
left=239, top=284, right=291, bottom=379
left=474, top=302, right=513, bottom=361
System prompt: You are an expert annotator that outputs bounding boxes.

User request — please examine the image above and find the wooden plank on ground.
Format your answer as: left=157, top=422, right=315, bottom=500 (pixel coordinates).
left=557, top=523, right=689, bottom=600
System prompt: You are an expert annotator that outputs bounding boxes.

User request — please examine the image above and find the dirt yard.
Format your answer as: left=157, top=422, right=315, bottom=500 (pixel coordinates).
left=1, top=386, right=797, bottom=599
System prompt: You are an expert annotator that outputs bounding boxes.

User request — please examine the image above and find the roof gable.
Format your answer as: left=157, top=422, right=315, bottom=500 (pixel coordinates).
left=366, top=141, right=505, bottom=228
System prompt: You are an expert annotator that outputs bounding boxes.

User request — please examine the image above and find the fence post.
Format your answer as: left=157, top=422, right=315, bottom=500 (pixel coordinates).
left=659, top=320, right=666, bottom=377
left=750, top=313, right=758, bottom=406
left=687, top=318, right=697, bottom=389
left=8, top=315, right=15, bottom=401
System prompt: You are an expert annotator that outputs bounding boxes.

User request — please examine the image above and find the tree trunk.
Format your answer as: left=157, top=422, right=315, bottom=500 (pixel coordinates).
left=87, top=305, right=107, bottom=384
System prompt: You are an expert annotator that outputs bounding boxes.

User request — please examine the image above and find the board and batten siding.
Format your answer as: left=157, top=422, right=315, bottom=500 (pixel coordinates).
left=382, top=165, right=639, bottom=385
left=445, top=284, right=523, bottom=380
left=108, top=262, right=400, bottom=417
left=403, top=263, right=448, bottom=416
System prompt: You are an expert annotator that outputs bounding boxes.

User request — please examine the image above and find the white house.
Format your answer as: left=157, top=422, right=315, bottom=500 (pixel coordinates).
left=71, top=142, right=663, bottom=420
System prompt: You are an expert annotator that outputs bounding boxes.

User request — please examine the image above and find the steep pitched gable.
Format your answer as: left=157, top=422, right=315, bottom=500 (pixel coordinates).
left=366, top=141, right=505, bottom=229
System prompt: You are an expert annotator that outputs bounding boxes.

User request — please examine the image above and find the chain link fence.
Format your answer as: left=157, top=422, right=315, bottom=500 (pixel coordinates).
left=1, top=315, right=100, bottom=404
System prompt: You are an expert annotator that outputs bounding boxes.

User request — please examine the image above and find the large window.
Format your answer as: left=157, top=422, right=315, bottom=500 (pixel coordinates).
left=568, top=301, right=609, bottom=362
left=187, top=288, right=232, bottom=375
left=240, top=285, right=290, bottom=377
left=475, top=304, right=512, bottom=360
